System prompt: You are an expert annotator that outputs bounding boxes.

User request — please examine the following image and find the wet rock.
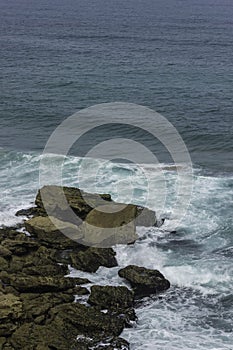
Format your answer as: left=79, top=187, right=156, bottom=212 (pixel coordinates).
left=0, top=293, right=22, bottom=336
left=25, top=216, right=83, bottom=249
left=70, top=247, right=118, bottom=273
left=0, top=273, right=89, bottom=293
left=118, top=265, right=170, bottom=298
left=35, top=185, right=112, bottom=222
left=82, top=203, right=138, bottom=247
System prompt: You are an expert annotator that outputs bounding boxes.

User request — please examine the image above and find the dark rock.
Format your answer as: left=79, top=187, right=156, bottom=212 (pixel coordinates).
left=15, top=207, right=47, bottom=218
left=0, top=273, right=89, bottom=293
left=118, top=265, right=170, bottom=298
left=20, top=292, right=75, bottom=323
left=51, top=302, right=125, bottom=337
left=88, top=285, right=136, bottom=326
left=1, top=239, right=39, bottom=256
left=70, top=247, right=118, bottom=273
left=76, top=336, right=130, bottom=350
left=88, top=285, right=134, bottom=310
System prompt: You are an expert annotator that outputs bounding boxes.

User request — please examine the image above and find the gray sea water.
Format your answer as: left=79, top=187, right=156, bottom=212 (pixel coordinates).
left=0, top=0, right=233, bottom=349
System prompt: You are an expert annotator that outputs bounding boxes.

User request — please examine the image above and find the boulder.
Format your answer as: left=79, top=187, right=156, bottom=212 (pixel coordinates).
left=118, top=265, right=170, bottom=298
left=25, top=216, right=84, bottom=249
left=70, top=247, right=118, bottom=273
left=35, top=185, right=112, bottom=222
left=88, top=285, right=134, bottom=310
left=82, top=203, right=139, bottom=247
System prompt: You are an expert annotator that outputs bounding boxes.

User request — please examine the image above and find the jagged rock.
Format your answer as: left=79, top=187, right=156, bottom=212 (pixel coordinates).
left=82, top=203, right=139, bottom=247
left=8, top=246, right=68, bottom=276
left=51, top=302, right=125, bottom=337
left=70, top=247, right=118, bottom=273
left=25, top=216, right=84, bottom=249
left=0, top=293, right=23, bottom=336
left=20, top=292, right=75, bottom=323
left=88, top=285, right=136, bottom=325
left=118, top=265, right=170, bottom=298
left=88, top=285, right=134, bottom=310
left=35, top=185, right=112, bottom=222
left=15, top=207, right=47, bottom=218
left=1, top=239, right=39, bottom=256
left=0, top=273, right=90, bottom=293
left=10, top=303, right=125, bottom=349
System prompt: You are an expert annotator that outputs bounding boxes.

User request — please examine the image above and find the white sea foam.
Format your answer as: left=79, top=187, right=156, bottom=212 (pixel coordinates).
left=1, top=150, right=233, bottom=349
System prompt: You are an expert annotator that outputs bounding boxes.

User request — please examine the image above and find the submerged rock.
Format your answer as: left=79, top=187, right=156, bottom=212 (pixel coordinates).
left=70, top=247, right=118, bottom=273
left=118, top=265, right=170, bottom=298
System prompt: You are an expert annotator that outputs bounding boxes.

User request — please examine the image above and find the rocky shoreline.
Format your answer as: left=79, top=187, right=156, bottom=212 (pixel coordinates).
left=0, top=186, right=170, bottom=349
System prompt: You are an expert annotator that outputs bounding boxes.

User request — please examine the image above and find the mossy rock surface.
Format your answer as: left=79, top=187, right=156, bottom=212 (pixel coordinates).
left=70, top=247, right=118, bottom=273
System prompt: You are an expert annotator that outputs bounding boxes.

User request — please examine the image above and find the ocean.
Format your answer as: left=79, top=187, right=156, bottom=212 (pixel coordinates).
left=0, top=0, right=233, bottom=349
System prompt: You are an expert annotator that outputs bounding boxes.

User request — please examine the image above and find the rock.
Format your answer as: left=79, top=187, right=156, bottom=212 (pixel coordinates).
left=0, top=273, right=89, bottom=293
left=0, top=293, right=23, bottom=336
left=70, top=247, right=118, bottom=273
left=88, top=285, right=134, bottom=310
left=135, top=207, right=157, bottom=227
left=10, top=302, right=125, bottom=350
left=8, top=246, right=68, bottom=276
left=25, top=216, right=84, bottom=249
left=20, top=292, right=75, bottom=323
left=35, top=185, right=112, bottom=222
left=0, top=245, right=12, bottom=258
left=82, top=203, right=139, bottom=247
left=51, top=302, right=125, bottom=337
left=118, top=265, right=170, bottom=298
left=15, top=207, right=46, bottom=218
left=1, top=239, right=39, bottom=256
left=88, top=285, right=136, bottom=326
